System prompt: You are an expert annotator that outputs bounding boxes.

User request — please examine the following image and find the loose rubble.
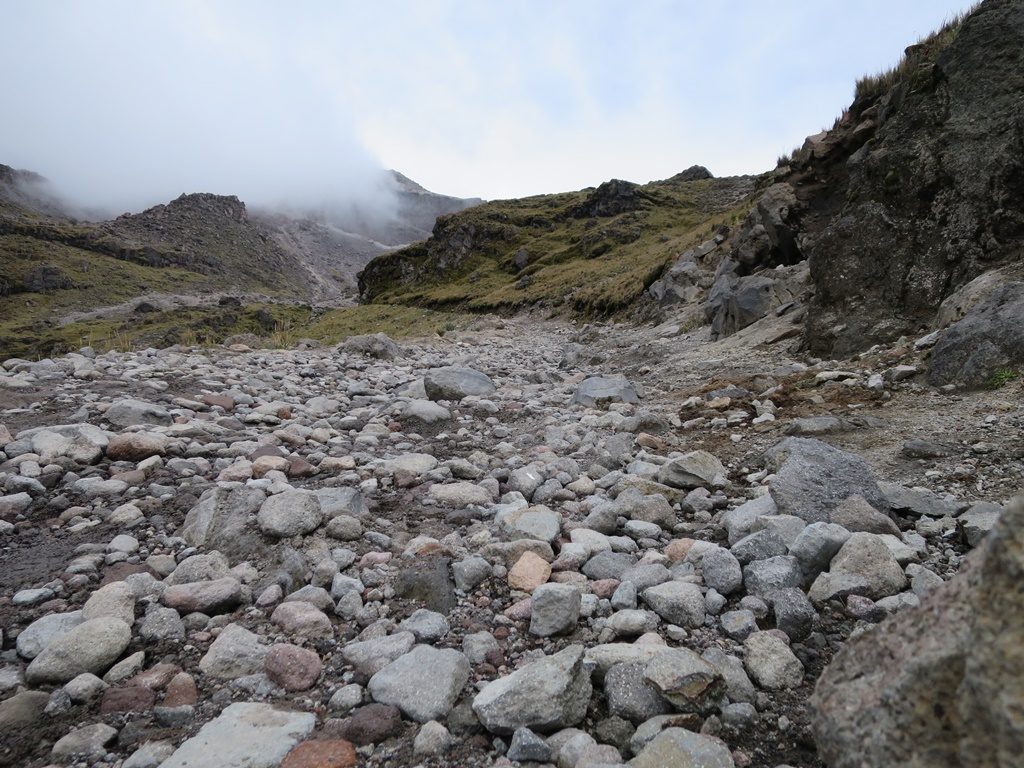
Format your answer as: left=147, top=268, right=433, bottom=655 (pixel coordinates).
left=0, top=315, right=1021, bottom=768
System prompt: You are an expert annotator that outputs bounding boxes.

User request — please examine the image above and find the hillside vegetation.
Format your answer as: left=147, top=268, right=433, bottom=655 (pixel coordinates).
left=359, top=169, right=759, bottom=316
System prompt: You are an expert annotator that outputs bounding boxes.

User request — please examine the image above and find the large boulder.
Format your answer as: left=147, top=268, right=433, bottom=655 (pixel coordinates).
left=22, top=423, right=109, bottom=464
left=25, top=617, right=130, bottom=684
left=423, top=367, right=495, bottom=401
left=765, top=438, right=888, bottom=523
left=157, top=702, right=315, bottom=768
left=472, top=645, right=592, bottom=734
left=367, top=645, right=470, bottom=723
left=104, top=398, right=172, bottom=427
left=257, top=490, right=323, bottom=538
left=571, top=376, right=640, bottom=408
left=707, top=260, right=808, bottom=339
left=179, top=487, right=270, bottom=563
left=927, top=282, right=1024, bottom=389
left=811, top=496, right=1024, bottom=767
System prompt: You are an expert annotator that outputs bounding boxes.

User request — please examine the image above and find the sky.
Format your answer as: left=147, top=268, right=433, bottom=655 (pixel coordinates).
left=0, top=0, right=977, bottom=212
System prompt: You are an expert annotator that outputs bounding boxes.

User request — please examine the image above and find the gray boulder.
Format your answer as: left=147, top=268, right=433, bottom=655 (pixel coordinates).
left=157, top=702, right=315, bottom=768
left=765, top=438, right=888, bottom=523
left=605, top=662, right=671, bottom=723
left=368, top=645, right=470, bottom=723
left=827, top=532, right=907, bottom=599
left=423, top=366, right=495, bottom=401
left=643, top=648, right=724, bottom=713
left=257, top=489, right=323, bottom=538
left=16, top=611, right=84, bottom=660
left=657, top=450, right=726, bottom=489
left=642, top=581, right=706, bottom=628
left=742, top=556, right=803, bottom=598
left=631, top=727, right=735, bottom=768
left=701, top=547, right=743, bottom=595
left=529, top=583, right=581, bottom=637
left=744, top=631, right=804, bottom=690
left=104, top=398, right=171, bottom=427
left=928, top=282, right=1024, bottom=388
left=198, top=624, right=267, bottom=680
left=179, top=487, right=270, bottom=563
left=571, top=376, right=640, bottom=408
left=472, top=645, right=592, bottom=734
left=25, top=617, right=130, bottom=684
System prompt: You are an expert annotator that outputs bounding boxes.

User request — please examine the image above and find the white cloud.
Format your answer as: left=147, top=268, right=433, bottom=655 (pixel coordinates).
left=0, top=0, right=978, bottom=207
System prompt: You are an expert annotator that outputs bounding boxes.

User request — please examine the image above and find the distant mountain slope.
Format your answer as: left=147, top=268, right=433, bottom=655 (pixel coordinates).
left=260, top=171, right=481, bottom=300
left=358, top=167, right=758, bottom=316
left=0, top=164, right=479, bottom=356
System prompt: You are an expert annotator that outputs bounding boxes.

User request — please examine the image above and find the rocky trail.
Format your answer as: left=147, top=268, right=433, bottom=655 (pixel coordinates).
left=0, top=314, right=1021, bottom=768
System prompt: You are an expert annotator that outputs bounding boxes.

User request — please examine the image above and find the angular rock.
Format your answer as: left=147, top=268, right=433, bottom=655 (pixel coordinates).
left=368, top=645, right=470, bottom=723
left=199, top=624, right=268, bottom=680
left=572, top=376, right=640, bottom=408
left=744, top=631, right=804, bottom=689
left=472, top=645, right=592, bottom=733
left=158, top=702, right=315, bottom=768
left=829, top=532, right=908, bottom=599
left=529, top=583, right=581, bottom=637
left=657, top=450, right=726, bottom=489
left=258, top=490, right=323, bottom=538
left=642, top=581, right=706, bottom=628
left=765, top=438, right=888, bottom=523
left=26, top=617, right=130, bottom=684
left=643, top=648, right=724, bottom=713
left=631, top=727, right=735, bottom=768
left=423, top=366, right=496, bottom=401
left=104, top=398, right=170, bottom=428
left=813, top=495, right=1024, bottom=767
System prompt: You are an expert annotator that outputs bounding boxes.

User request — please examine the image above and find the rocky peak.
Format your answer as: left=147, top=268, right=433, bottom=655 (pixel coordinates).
left=569, top=179, right=651, bottom=219
left=116, top=192, right=248, bottom=226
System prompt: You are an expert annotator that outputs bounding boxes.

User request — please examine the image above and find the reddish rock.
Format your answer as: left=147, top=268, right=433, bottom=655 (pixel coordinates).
left=162, top=672, right=198, bottom=707
left=101, top=562, right=158, bottom=586
left=288, top=457, right=318, bottom=478
left=590, top=578, right=620, bottom=599
left=281, top=739, right=357, bottom=768
left=111, top=469, right=148, bottom=485
left=100, top=686, right=156, bottom=713
left=201, top=393, right=235, bottom=411
left=106, top=432, right=168, bottom=461
left=504, top=597, right=533, bottom=620
left=265, top=644, right=322, bottom=691
left=665, top=538, right=696, bottom=563
left=359, top=552, right=392, bottom=568
left=252, top=454, right=291, bottom=478
left=270, top=601, right=333, bottom=639
left=331, top=704, right=403, bottom=745
left=508, top=551, right=551, bottom=593
left=129, top=663, right=180, bottom=690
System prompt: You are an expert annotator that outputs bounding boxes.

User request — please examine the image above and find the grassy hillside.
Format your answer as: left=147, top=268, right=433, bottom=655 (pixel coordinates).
left=359, top=172, right=759, bottom=316
left=2, top=299, right=470, bottom=359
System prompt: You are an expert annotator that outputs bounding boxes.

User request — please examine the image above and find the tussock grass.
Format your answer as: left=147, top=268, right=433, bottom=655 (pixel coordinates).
left=1, top=302, right=471, bottom=359
left=854, top=5, right=978, bottom=104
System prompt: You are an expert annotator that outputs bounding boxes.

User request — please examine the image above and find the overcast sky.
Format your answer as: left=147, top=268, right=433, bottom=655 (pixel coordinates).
left=1, top=0, right=976, bottom=211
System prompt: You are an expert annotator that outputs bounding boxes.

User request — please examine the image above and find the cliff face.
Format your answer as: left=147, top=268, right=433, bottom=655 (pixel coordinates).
left=797, top=0, right=1024, bottom=355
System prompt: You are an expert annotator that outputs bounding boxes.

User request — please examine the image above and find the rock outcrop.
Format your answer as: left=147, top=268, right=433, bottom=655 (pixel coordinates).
left=801, top=0, right=1024, bottom=355
left=812, top=496, right=1024, bottom=767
